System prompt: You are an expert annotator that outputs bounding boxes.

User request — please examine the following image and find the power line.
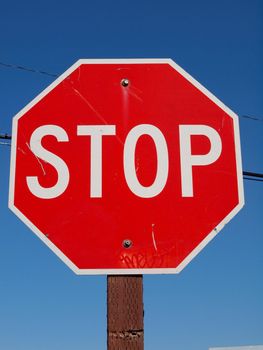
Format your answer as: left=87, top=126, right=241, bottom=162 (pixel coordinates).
left=243, top=171, right=263, bottom=179
left=244, top=177, right=263, bottom=183
left=0, top=135, right=11, bottom=146
left=243, top=172, right=263, bottom=183
left=0, top=141, right=11, bottom=146
left=0, top=61, right=58, bottom=78
left=0, top=133, right=11, bottom=140
left=241, top=115, right=263, bottom=123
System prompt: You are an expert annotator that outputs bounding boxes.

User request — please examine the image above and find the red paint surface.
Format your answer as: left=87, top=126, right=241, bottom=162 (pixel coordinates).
left=13, top=63, right=240, bottom=270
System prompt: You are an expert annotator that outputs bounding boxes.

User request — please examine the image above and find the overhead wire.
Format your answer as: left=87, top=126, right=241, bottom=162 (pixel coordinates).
left=243, top=177, right=263, bottom=183
left=0, top=133, right=11, bottom=140
left=241, top=115, right=263, bottom=123
left=0, top=61, right=58, bottom=78
left=243, top=171, right=263, bottom=179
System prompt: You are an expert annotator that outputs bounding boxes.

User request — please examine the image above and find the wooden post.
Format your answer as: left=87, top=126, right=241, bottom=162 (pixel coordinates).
left=107, top=275, right=144, bottom=350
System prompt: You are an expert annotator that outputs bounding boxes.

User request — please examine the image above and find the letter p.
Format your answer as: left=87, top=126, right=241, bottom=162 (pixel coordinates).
left=179, top=125, right=222, bottom=197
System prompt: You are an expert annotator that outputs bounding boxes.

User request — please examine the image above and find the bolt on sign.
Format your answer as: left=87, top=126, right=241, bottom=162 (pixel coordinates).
left=9, top=59, right=244, bottom=274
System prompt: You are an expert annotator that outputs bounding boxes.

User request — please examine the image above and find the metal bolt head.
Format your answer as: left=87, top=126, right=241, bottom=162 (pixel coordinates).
left=123, top=239, right=132, bottom=248
left=121, top=78, right=129, bottom=87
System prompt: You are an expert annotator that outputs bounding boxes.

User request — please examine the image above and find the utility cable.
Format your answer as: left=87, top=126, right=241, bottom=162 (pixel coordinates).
left=0, top=133, right=11, bottom=140
left=0, top=61, right=58, bottom=78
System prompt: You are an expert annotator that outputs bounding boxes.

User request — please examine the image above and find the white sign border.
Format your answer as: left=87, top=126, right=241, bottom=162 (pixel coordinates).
left=9, top=58, right=244, bottom=275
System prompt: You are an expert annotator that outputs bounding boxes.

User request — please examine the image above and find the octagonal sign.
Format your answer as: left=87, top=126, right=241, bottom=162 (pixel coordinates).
left=9, top=59, right=244, bottom=274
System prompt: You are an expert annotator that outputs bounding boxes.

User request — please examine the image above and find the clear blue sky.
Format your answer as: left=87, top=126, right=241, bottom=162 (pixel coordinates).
left=0, top=0, right=262, bottom=349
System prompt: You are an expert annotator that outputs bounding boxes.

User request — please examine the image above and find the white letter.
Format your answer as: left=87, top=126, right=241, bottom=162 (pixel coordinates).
left=77, top=125, right=116, bottom=198
left=124, top=124, right=169, bottom=198
left=179, top=125, right=222, bottom=197
left=26, top=125, right=69, bottom=199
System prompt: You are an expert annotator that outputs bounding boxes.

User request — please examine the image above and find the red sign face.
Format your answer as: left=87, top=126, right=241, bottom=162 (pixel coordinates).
left=9, top=59, right=244, bottom=274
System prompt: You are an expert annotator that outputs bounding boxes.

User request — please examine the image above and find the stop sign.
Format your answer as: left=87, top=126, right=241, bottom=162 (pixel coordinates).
left=9, top=59, right=244, bottom=274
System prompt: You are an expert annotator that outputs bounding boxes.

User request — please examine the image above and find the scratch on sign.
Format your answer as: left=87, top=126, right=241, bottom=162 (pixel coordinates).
left=151, top=224, right=158, bottom=251
left=26, top=142, right=46, bottom=176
